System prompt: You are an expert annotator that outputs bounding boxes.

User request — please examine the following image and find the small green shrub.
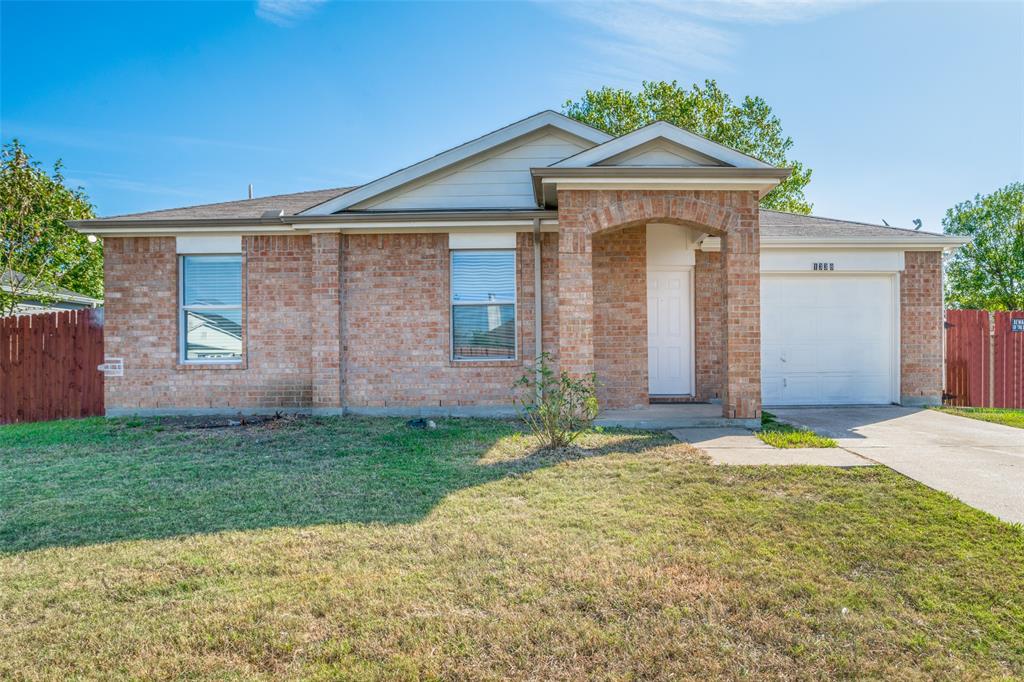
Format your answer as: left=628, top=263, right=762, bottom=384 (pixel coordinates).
left=513, top=353, right=599, bottom=449
left=757, top=412, right=837, bottom=449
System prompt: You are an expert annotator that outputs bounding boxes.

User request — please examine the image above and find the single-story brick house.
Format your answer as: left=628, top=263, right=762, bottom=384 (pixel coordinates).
left=73, top=111, right=965, bottom=425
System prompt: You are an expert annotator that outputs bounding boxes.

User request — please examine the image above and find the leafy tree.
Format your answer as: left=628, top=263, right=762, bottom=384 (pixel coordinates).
left=943, top=182, right=1024, bottom=311
left=0, top=140, right=100, bottom=317
left=563, top=80, right=814, bottom=214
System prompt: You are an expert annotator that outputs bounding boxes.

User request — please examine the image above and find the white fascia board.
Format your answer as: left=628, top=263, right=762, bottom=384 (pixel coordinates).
left=84, top=219, right=560, bottom=238
left=302, top=111, right=612, bottom=215
left=542, top=175, right=781, bottom=199
left=85, top=224, right=295, bottom=237
left=550, top=121, right=774, bottom=170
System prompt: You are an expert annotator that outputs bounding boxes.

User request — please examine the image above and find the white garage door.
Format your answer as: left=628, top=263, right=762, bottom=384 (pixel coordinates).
left=761, top=275, right=896, bottom=406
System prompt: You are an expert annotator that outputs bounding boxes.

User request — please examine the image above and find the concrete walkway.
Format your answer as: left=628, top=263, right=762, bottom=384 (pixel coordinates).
left=670, top=427, right=873, bottom=467
left=773, top=406, right=1024, bottom=525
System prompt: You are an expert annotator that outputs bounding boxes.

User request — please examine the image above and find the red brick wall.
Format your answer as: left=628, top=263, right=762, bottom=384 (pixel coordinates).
left=593, top=225, right=647, bottom=408
left=103, top=235, right=315, bottom=411
left=694, top=250, right=724, bottom=402
left=104, top=232, right=560, bottom=413
left=901, top=250, right=944, bottom=404
left=340, top=232, right=559, bottom=409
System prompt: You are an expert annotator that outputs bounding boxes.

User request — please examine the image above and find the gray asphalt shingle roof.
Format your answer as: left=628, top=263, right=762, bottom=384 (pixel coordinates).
left=103, top=187, right=354, bottom=221
left=97, top=188, right=945, bottom=241
left=757, top=209, right=940, bottom=239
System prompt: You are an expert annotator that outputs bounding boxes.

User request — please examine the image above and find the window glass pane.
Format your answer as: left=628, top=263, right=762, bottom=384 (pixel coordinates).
left=185, top=310, right=242, bottom=361
left=452, top=304, right=515, bottom=359
left=451, top=251, right=515, bottom=302
left=183, top=256, right=242, bottom=306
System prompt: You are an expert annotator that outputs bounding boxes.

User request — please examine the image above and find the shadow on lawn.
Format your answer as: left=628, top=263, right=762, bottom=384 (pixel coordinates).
left=0, top=416, right=676, bottom=554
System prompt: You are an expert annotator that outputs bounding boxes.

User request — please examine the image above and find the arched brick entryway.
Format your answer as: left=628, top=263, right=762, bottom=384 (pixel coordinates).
left=556, top=189, right=762, bottom=419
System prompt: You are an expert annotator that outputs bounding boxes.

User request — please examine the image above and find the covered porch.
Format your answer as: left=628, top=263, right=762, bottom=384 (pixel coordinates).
left=554, top=188, right=765, bottom=423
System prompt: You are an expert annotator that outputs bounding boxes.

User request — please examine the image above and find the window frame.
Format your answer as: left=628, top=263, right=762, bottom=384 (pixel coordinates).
left=449, top=248, right=517, bottom=362
left=178, top=254, right=244, bottom=365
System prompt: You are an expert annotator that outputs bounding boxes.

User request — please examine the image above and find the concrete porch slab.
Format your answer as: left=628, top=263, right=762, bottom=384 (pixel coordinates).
left=595, top=404, right=759, bottom=430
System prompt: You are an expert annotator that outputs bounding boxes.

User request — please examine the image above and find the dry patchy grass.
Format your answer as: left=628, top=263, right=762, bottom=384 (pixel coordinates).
left=1, top=416, right=1021, bottom=680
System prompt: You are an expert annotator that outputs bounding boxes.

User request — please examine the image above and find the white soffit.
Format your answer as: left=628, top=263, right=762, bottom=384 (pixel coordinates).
left=448, top=232, right=517, bottom=249
left=550, top=121, right=773, bottom=169
left=176, top=235, right=242, bottom=254
left=303, top=111, right=612, bottom=215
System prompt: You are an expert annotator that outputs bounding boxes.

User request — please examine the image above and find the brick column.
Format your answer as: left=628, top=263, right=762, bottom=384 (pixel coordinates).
left=311, top=232, right=343, bottom=412
left=722, top=205, right=761, bottom=420
left=557, top=192, right=595, bottom=378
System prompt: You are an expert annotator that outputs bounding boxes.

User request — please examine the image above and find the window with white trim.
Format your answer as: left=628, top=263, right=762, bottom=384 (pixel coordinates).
left=451, top=250, right=516, bottom=360
left=179, top=255, right=243, bottom=362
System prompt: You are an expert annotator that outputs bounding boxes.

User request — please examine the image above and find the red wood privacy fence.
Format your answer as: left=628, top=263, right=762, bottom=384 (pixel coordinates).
left=945, top=309, right=1024, bottom=408
left=0, top=309, right=105, bottom=424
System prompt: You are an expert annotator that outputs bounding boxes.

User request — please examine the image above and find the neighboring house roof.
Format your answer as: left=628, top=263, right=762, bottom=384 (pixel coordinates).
left=1, top=271, right=102, bottom=306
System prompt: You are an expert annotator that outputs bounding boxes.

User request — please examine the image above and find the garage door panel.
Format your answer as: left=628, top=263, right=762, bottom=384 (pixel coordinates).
left=761, top=275, right=895, bottom=406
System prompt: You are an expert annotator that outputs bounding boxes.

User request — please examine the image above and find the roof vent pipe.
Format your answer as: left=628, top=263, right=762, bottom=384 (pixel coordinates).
left=248, top=184, right=254, bottom=200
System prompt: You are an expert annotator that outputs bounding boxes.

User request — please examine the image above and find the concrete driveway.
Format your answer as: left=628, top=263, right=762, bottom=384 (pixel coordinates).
left=772, top=406, right=1024, bottom=525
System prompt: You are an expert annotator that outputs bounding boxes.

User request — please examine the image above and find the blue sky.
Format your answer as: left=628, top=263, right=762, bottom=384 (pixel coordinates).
left=2, top=1, right=1022, bottom=232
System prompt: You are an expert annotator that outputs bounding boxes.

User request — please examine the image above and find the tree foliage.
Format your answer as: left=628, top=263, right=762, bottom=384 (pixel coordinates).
left=563, top=80, right=813, bottom=214
left=943, top=182, right=1024, bottom=311
left=0, top=140, right=100, bottom=317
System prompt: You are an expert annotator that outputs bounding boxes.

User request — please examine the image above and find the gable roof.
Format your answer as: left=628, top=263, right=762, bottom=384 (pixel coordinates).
left=71, top=183, right=962, bottom=247
left=550, top=121, right=775, bottom=169
left=303, top=111, right=613, bottom=215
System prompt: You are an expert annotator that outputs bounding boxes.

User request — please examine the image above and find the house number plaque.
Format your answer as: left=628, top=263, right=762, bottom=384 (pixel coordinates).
left=812, top=262, right=835, bottom=271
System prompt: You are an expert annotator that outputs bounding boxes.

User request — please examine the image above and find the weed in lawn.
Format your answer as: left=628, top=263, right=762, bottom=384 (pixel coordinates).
left=757, top=412, right=838, bottom=448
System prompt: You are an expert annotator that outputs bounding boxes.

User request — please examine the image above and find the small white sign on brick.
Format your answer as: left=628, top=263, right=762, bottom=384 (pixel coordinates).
left=98, top=357, right=124, bottom=377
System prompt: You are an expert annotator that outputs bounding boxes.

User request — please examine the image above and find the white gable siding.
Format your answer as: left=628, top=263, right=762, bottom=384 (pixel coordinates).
left=359, top=129, right=591, bottom=210
left=597, top=140, right=726, bottom=167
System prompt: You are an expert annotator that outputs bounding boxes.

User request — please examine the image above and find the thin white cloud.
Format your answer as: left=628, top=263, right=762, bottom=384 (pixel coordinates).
left=3, top=121, right=284, bottom=154
left=66, top=170, right=208, bottom=199
left=540, top=0, right=870, bottom=83
left=255, top=0, right=326, bottom=27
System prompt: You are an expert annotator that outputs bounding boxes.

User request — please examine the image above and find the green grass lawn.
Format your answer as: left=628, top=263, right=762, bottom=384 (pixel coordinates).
left=757, top=411, right=838, bottom=448
left=931, top=406, right=1024, bottom=429
left=1, top=416, right=1022, bottom=680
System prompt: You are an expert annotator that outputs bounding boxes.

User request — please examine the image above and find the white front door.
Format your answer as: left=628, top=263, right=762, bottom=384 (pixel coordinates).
left=647, top=268, right=693, bottom=395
